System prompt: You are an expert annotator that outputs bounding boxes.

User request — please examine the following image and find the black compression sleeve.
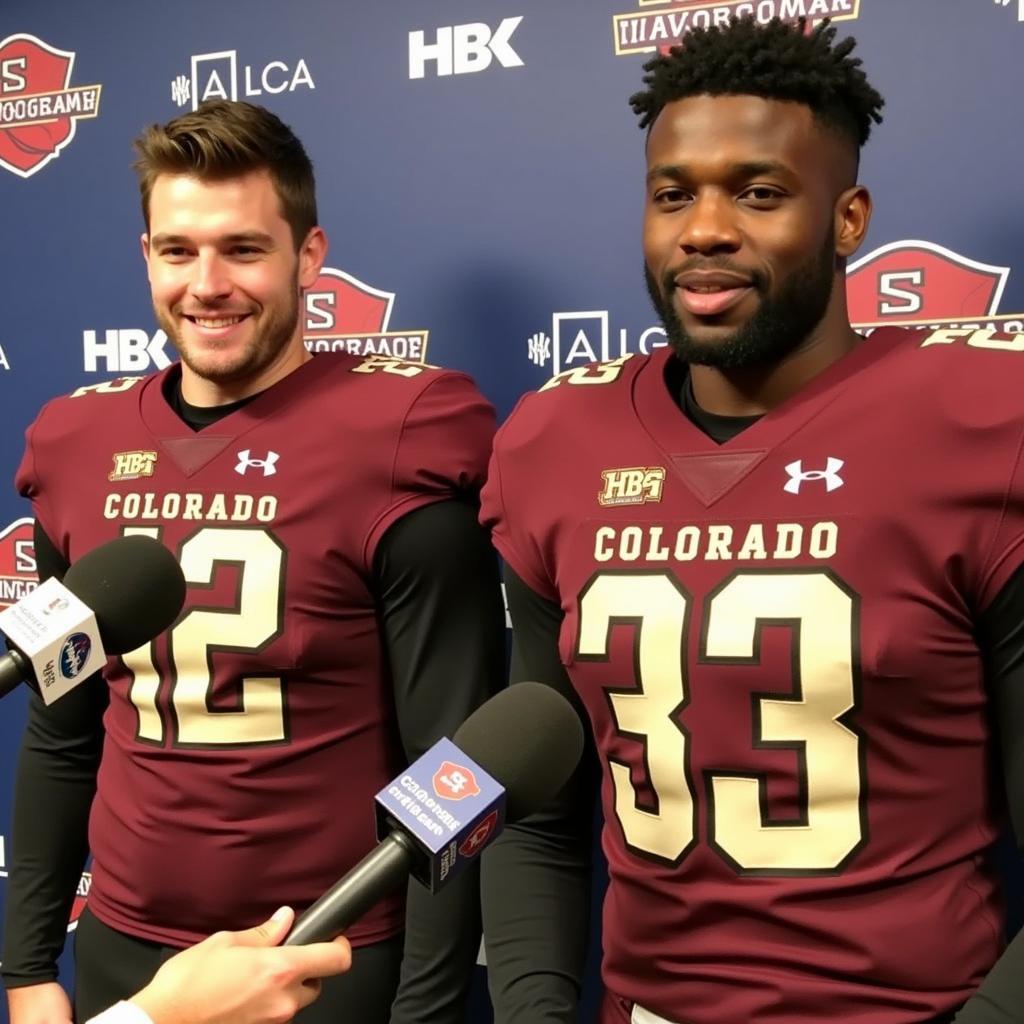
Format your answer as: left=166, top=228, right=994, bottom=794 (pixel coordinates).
left=954, top=562, right=1024, bottom=1023
left=1, top=522, right=107, bottom=986
left=481, top=567, right=597, bottom=1024
left=373, top=499, right=507, bottom=1024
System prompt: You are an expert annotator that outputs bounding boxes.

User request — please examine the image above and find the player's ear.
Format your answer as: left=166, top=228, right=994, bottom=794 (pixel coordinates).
left=834, top=185, right=872, bottom=259
left=297, top=226, right=327, bottom=289
left=141, top=234, right=154, bottom=283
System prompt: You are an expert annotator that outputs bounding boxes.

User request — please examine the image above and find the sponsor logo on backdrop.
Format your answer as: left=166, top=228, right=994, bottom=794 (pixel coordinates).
left=848, top=240, right=1023, bottom=335
left=994, top=0, right=1024, bottom=23
left=0, top=34, right=102, bottom=178
left=0, top=343, right=9, bottom=371
left=612, top=0, right=860, bottom=56
left=0, top=518, right=36, bottom=608
left=526, top=309, right=666, bottom=376
left=170, top=48, right=315, bottom=110
left=409, top=17, right=524, bottom=79
left=83, top=270, right=428, bottom=372
left=304, top=268, right=429, bottom=361
left=84, top=328, right=171, bottom=374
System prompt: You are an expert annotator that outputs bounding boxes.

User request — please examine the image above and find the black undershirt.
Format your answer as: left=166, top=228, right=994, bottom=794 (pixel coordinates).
left=2, top=376, right=507, bottom=1024
left=483, top=359, right=1024, bottom=1024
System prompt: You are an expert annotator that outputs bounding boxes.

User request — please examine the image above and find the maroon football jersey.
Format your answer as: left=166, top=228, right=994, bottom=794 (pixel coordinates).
left=18, top=353, right=495, bottom=948
left=482, top=327, right=1024, bottom=1022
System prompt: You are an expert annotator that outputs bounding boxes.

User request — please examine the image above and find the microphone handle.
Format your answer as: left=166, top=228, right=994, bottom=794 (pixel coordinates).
left=283, top=829, right=419, bottom=945
left=0, top=648, right=30, bottom=700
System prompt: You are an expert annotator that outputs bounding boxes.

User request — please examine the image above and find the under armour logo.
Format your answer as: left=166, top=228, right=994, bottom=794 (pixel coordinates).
left=784, top=457, right=844, bottom=495
left=235, top=449, right=279, bottom=477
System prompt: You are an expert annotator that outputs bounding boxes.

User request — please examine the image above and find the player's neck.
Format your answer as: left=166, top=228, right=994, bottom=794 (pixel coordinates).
left=180, top=336, right=312, bottom=407
left=689, top=322, right=863, bottom=418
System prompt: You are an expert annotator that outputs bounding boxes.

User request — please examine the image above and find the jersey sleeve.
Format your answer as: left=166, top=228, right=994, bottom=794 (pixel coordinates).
left=976, top=424, right=1024, bottom=612
left=363, top=371, right=495, bottom=569
left=480, top=398, right=560, bottom=603
left=14, top=400, right=63, bottom=553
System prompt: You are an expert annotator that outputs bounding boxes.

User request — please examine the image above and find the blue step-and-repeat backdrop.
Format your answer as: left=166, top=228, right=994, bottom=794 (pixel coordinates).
left=0, top=1, right=1021, bottom=1020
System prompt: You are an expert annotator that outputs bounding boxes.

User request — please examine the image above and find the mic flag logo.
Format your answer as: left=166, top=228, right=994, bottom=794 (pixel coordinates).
left=433, top=761, right=482, bottom=801
left=458, top=810, right=498, bottom=857
left=59, top=632, right=92, bottom=680
left=304, top=267, right=430, bottom=363
left=0, top=34, right=102, bottom=178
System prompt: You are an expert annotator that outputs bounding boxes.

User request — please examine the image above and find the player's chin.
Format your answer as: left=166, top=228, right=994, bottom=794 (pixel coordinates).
left=679, top=314, right=753, bottom=346
left=182, top=346, right=258, bottom=384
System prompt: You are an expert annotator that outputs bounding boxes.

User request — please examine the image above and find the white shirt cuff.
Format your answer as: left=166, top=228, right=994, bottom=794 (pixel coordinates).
left=85, top=1000, right=156, bottom=1024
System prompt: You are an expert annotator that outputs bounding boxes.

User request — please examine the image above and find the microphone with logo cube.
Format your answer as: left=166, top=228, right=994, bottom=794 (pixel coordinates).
left=378, top=737, right=504, bottom=891
left=0, top=534, right=186, bottom=701
left=285, top=681, right=584, bottom=945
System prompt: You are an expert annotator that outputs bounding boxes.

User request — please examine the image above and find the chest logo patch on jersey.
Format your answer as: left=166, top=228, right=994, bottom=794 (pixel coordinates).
left=784, top=458, right=844, bottom=495
left=433, top=761, right=481, bottom=802
left=599, top=466, right=665, bottom=507
left=109, top=450, right=157, bottom=482
left=235, top=450, right=279, bottom=477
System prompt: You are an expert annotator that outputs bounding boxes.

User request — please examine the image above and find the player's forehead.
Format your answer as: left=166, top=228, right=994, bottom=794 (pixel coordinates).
left=645, top=94, right=828, bottom=183
left=147, top=168, right=289, bottom=241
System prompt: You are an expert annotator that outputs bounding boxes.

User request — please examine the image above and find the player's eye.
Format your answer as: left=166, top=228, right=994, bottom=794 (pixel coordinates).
left=160, top=247, right=191, bottom=260
left=231, top=246, right=263, bottom=257
left=653, top=187, right=691, bottom=208
left=740, top=186, right=785, bottom=206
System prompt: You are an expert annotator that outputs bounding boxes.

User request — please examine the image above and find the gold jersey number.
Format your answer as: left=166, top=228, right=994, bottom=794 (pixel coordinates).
left=578, top=569, right=864, bottom=873
left=121, top=526, right=287, bottom=746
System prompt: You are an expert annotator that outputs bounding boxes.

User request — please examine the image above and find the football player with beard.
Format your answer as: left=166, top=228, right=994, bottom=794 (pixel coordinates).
left=2, top=100, right=504, bottom=1024
left=481, top=17, right=1024, bottom=1024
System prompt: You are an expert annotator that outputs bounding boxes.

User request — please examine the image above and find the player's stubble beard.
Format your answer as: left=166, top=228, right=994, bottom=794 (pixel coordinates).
left=645, top=227, right=838, bottom=371
left=156, top=269, right=302, bottom=388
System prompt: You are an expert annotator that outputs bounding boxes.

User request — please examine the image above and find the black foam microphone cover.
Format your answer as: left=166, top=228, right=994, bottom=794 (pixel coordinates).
left=453, top=680, right=585, bottom=821
left=63, top=535, right=186, bottom=654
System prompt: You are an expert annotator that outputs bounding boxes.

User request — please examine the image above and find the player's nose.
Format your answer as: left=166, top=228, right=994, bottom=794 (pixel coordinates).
left=188, top=251, right=233, bottom=303
left=677, top=191, right=741, bottom=255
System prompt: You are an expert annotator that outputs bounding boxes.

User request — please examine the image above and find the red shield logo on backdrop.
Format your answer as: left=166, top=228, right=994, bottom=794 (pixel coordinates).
left=304, top=268, right=395, bottom=340
left=67, top=870, right=91, bottom=932
left=432, top=761, right=481, bottom=802
left=0, top=518, right=36, bottom=608
left=0, top=35, right=102, bottom=179
left=458, top=810, right=499, bottom=858
left=847, top=241, right=1008, bottom=326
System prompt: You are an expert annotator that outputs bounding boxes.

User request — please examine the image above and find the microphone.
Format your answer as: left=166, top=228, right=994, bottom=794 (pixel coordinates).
left=284, top=681, right=584, bottom=945
left=0, top=534, right=186, bottom=702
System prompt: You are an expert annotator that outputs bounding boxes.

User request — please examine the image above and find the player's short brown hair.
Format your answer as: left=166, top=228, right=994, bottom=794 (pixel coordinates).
left=133, top=100, right=317, bottom=250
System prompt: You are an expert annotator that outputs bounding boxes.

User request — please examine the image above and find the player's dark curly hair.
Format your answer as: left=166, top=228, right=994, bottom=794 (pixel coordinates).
left=629, top=17, right=884, bottom=152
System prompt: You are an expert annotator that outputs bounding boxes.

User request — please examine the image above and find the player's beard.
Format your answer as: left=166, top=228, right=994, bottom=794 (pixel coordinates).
left=645, top=228, right=838, bottom=371
left=157, top=276, right=301, bottom=388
